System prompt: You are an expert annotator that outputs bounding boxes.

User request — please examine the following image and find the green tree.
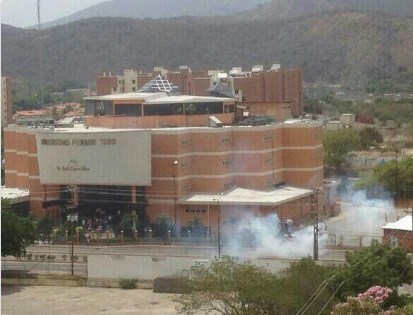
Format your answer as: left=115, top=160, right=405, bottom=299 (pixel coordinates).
left=358, top=127, right=383, bottom=150
left=1, top=207, right=36, bottom=257
left=36, top=214, right=54, bottom=242
left=177, top=256, right=289, bottom=315
left=355, top=157, right=413, bottom=198
left=280, top=258, right=336, bottom=314
left=155, top=215, right=174, bottom=238
left=324, top=129, right=360, bottom=176
left=118, top=212, right=139, bottom=238
left=333, top=242, right=413, bottom=302
left=177, top=257, right=336, bottom=315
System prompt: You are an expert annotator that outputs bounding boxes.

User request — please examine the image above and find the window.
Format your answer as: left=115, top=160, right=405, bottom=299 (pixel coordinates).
left=182, top=183, right=191, bottom=191
left=132, top=87, right=136, bottom=91
left=132, top=79, right=136, bottom=84
left=180, top=161, right=191, bottom=168
left=264, top=134, right=273, bottom=141
left=180, top=139, right=190, bottom=145
left=224, top=182, right=233, bottom=189
left=222, top=160, right=232, bottom=166
left=185, top=208, right=206, bottom=214
left=266, top=180, right=273, bottom=186
left=265, top=158, right=274, bottom=164
left=222, top=137, right=232, bottom=143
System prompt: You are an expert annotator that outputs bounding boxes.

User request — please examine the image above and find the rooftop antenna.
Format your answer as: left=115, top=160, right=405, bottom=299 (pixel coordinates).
left=37, top=0, right=45, bottom=108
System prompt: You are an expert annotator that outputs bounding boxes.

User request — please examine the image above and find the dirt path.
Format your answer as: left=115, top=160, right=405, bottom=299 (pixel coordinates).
left=2, top=286, right=181, bottom=315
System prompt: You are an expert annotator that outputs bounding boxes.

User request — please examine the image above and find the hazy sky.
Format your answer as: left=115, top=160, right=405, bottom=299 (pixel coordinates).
left=1, top=0, right=108, bottom=28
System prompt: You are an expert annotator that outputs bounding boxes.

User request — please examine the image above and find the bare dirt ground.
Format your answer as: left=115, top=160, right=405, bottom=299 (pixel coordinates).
left=1, top=286, right=182, bottom=315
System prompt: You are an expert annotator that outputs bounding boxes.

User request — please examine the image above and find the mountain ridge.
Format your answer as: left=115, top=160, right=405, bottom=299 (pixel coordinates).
left=2, top=12, right=413, bottom=89
left=33, top=0, right=271, bottom=29
left=31, top=0, right=413, bottom=29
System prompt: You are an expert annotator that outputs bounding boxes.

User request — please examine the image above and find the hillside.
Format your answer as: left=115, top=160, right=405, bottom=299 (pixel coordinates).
left=2, top=12, right=413, bottom=89
left=34, top=0, right=271, bottom=29
left=240, top=0, right=413, bottom=21
left=33, top=0, right=413, bottom=29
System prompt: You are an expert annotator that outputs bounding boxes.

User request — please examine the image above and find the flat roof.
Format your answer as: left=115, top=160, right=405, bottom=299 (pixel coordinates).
left=1, top=186, right=30, bottom=203
left=39, top=127, right=148, bottom=133
left=177, top=186, right=313, bottom=206
left=84, top=92, right=234, bottom=103
left=382, top=215, right=412, bottom=232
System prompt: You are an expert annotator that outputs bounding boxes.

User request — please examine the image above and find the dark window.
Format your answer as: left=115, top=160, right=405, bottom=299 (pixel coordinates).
left=184, top=102, right=223, bottom=115
left=114, top=104, right=142, bottom=116
left=144, top=103, right=184, bottom=116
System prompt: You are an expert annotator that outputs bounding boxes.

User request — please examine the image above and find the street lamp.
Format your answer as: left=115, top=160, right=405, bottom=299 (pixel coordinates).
left=395, top=146, right=399, bottom=206
left=67, top=185, right=76, bottom=276
left=171, top=160, right=178, bottom=226
left=213, top=193, right=224, bottom=258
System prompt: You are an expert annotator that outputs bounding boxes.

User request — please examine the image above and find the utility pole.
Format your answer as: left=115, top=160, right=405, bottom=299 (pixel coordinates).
left=67, top=185, right=75, bottom=276
left=395, top=147, right=398, bottom=206
left=311, top=189, right=319, bottom=261
left=172, top=160, right=178, bottom=226
left=405, top=207, right=413, bottom=251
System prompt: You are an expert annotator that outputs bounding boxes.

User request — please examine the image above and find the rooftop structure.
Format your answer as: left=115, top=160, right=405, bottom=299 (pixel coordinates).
left=382, top=215, right=413, bottom=253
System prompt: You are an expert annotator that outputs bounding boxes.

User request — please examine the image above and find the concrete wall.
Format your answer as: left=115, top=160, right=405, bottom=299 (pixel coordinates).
left=87, top=254, right=343, bottom=281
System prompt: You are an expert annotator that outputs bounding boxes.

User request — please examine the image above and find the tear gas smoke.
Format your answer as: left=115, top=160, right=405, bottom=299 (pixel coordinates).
left=225, top=213, right=328, bottom=259
left=224, top=190, right=395, bottom=259
left=335, top=189, right=395, bottom=235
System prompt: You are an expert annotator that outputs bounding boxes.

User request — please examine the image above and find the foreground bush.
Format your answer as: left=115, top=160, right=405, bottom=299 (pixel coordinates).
left=119, top=278, right=137, bottom=289
left=153, top=276, right=189, bottom=294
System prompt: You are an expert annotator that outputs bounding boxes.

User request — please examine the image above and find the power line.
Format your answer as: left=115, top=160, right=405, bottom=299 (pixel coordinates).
left=296, top=227, right=402, bottom=315
left=308, top=230, right=411, bottom=315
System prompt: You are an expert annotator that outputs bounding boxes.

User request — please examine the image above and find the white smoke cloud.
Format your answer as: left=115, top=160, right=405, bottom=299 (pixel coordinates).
left=223, top=190, right=395, bottom=259
left=335, top=189, right=395, bottom=235
left=225, top=213, right=328, bottom=259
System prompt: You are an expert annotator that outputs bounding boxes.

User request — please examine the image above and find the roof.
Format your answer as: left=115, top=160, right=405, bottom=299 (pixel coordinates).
left=207, top=82, right=235, bottom=98
left=177, top=186, right=313, bottom=206
left=138, top=75, right=180, bottom=94
left=382, top=215, right=412, bottom=232
left=85, top=92, right=234, bottom=104
left=1, top=187, right=30, bottom=204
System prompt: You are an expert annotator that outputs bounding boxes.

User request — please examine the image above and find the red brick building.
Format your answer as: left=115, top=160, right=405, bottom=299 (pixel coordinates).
left=5, top=77, right=321, bottom=237
left=96, top=65, right=303, bottom=121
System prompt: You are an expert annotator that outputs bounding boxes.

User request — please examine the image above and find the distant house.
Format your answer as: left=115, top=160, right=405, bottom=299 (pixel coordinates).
left=382, top=215, right=413, bottom=253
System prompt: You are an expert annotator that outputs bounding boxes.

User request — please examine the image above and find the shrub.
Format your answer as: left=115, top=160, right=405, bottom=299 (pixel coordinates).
left=39, top=254, right=46, bottom=261
left=119, top=278, right=137, bottom=290
left=153, top=276, right=190, bottom=294
left=61, top=254, right=67, bottom=261
left=25, top=253, right=33, bottom=261
left=47, top=255, right=56, bottom=261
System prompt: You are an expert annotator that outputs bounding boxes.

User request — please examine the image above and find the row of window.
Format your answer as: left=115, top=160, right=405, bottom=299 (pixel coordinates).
left=222, top=160, right=232, bottom=166
left=182, top=184, right=191, bottom=191
left=180, top=161, right=190, bottom=168
left=185, top=208, right=206, bottom=214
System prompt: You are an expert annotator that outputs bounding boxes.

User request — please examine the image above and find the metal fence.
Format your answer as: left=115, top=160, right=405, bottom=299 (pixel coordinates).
left=324, top=233, right=382, bottom=248
left=1, top=255, right=87, bottom=276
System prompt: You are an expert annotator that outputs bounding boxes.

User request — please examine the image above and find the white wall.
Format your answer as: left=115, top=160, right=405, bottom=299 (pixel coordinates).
left=87, top=255, right=342, bottom=280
